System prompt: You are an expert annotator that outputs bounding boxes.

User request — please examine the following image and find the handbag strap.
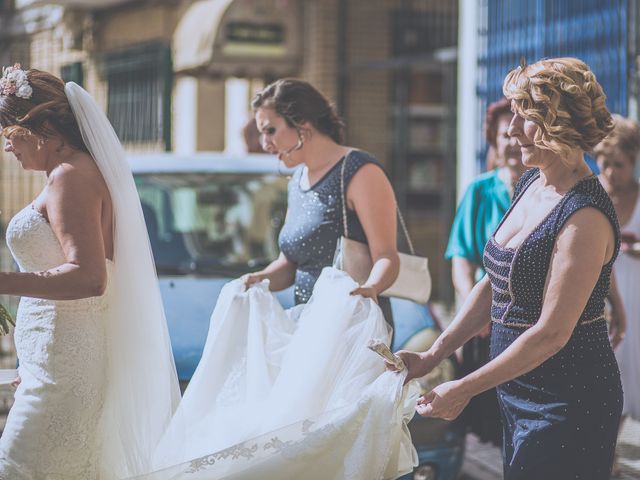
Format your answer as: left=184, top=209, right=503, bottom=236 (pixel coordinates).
left=340, top=156, right=416, bottom=255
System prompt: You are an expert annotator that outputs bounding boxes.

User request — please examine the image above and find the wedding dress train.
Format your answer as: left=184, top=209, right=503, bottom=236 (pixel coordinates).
left=136, top=267, right=419, bottom=480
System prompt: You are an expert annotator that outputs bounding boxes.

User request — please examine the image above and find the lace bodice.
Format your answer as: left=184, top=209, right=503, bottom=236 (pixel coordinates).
left=6, top=205, right=67, bottom=272
left=6, top=204, right=112, bottom=307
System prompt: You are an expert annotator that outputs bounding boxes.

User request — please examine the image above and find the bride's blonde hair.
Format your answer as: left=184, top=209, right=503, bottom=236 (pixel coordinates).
left=503, top=57, right=614, bottom=159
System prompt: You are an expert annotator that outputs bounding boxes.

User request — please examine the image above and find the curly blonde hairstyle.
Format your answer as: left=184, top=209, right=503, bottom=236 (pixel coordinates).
left=593, top=114, right=640, bottom=165
left=503, top=57, right=614, bottom=159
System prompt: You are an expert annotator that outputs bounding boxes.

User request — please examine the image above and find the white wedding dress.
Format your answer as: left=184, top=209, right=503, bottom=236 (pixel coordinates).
left=0, top=205, right=111, bottom=479
left=135, top=267, right=419, bottom=480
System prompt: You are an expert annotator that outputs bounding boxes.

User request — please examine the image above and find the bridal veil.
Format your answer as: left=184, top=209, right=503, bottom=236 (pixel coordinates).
left=65, top=82, right=181, bottom=479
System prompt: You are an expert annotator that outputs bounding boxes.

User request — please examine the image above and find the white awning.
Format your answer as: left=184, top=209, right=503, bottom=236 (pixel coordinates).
left=173, top=0, right=301, bottom=77
left=173, top=0, right=234, bottom=73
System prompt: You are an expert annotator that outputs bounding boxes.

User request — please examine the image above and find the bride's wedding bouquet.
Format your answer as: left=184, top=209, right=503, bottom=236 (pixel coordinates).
left=0, top=303, right=14, bottom=335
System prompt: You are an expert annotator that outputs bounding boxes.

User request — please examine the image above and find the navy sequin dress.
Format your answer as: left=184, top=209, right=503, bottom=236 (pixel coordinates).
left=278, top=150, right=393, bottom=323
left=483, top=169, right=623, bottom=480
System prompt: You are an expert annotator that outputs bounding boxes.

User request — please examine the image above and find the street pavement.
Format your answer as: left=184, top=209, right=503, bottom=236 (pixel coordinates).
left=460, top=418, right=640, bottom=480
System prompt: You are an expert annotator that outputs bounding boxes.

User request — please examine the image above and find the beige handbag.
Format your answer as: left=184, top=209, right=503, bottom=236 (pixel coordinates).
left=333, top=159, right=432, bottom=304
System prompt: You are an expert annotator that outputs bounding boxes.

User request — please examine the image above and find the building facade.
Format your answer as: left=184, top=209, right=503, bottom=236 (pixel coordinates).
left=458, top=0, right=638, bottom=192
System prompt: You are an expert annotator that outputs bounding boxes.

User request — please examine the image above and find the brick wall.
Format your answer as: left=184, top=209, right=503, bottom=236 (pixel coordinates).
left=300, top=0, right=339, bottom=103
left=343, top=0, right=392, bottom=168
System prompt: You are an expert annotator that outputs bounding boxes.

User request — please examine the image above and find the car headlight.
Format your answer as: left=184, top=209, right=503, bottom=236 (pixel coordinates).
left=400, top=327, right=456, bottom=394
left=413, top=464, right=436, bottom=480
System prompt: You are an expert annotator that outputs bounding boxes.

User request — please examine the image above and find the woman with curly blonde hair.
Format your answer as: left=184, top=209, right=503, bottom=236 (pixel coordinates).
left=392, top=57, right=623, bottom=479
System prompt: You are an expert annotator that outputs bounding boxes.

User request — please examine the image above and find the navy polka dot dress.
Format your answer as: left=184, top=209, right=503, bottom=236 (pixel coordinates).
left=483, top=168, right=623, bottom=480
left=278, top=150, right=393, bottom=324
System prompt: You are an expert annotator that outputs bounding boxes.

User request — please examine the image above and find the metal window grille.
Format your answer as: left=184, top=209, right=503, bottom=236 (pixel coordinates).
left=60, top=62, right=83, bottom=87
left=476, top=0, right=629, bottom=170
left=103, top=43, right=172, bottom=150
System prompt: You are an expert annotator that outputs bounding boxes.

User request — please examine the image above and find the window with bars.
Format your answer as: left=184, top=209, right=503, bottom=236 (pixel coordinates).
left=60, top=62, right=83, bottom=87
left=476, top=0, right=628, bottom=170
left=103, top=43, right=171, bottom=150
left=391, top=7, right=457, bottom=55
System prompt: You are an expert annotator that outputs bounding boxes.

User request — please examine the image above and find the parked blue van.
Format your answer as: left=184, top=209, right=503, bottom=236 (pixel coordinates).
left=129, top=152, right=465, bottom=480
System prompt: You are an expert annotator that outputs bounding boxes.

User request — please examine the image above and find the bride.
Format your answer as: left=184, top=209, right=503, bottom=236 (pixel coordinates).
left=0, top=65, right=179, bottom=479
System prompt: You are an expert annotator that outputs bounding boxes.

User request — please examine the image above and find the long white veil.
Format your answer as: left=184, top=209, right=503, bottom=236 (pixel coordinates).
left=64, top=82, right=181, bottom=479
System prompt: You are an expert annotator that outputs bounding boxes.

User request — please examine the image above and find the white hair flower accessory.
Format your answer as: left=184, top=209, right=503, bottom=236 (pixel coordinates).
left=0, top=63, right=32, bottom=99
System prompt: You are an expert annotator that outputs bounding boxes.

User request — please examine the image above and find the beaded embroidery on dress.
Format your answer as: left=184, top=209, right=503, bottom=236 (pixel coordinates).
left=0, top=205, right=110, bottom=479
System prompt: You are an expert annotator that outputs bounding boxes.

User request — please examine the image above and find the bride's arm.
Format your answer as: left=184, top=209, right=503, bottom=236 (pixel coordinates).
left=394, top=275, right=493, bottom=381
left=0, top=163, right=108, bottom=300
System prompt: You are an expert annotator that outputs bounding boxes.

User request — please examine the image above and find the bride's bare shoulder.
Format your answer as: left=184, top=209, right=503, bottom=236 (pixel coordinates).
left=46, top=153, right=109, bottom=203
left=49, top=153, right=106, bottom=185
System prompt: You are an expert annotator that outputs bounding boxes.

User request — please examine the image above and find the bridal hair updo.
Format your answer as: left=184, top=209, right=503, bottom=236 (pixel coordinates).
left=251, top=78, right=345, bottom=144
left=593, top=114, right=640, bottom=165
left=0, top=67, right=88, bottom=152
left=503, top=57, right=614, bottom=158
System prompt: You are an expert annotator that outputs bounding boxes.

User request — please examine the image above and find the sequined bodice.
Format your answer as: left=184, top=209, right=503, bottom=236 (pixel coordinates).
left=279, top=150, right=381, bottom=304
left=483, top=169, right=620, bottom=329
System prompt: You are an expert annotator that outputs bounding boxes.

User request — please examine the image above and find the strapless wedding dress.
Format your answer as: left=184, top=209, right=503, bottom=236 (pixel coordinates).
left=0, top=205, right=111, bottom=479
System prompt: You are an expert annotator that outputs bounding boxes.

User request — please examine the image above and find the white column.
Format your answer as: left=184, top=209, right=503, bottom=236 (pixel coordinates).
left=456, top=0, right=479, bottom=201
left=173, top=76, right=198, bottom=154
left=225, top=77, right=250, bottom=155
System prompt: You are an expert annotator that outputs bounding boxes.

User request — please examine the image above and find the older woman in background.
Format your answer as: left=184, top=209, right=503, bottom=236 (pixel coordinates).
left=446, top=98, right=526, bottom=300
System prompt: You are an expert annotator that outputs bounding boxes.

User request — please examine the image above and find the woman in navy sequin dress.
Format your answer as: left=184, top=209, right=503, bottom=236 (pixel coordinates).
left=242, top=79, right=400, bottom=323
left=395, top=58, right=623, bottom=479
